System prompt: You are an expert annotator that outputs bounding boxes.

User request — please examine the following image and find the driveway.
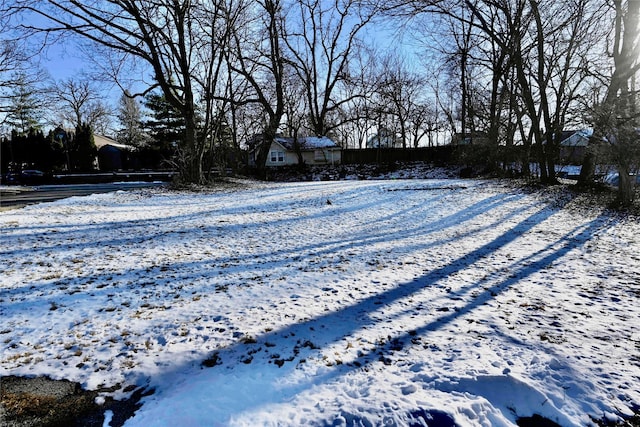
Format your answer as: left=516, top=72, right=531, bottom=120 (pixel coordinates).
left=0, top=182, right=168, bottom=210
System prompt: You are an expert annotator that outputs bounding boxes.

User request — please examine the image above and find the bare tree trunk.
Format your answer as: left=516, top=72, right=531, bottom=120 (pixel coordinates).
left=179, top=112, right=205, bottom=184
left=228, top=0, right=285, bottom=178
left=614, top=2, right=640, bottom=206
left=583, top=0, right=640, bottom=206
left=618, top=163, right=635, bottom=204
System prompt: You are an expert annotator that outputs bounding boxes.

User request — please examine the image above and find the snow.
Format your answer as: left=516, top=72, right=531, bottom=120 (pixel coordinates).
left=301, top=136, right=339, bottom=148
left=1, top=178, right=639, bottom=426
left=273, top=135, right=339, bottom=150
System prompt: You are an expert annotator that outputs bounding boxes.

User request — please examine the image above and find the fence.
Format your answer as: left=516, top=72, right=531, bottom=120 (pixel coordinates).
left=342, top=146, right=456, bottom=165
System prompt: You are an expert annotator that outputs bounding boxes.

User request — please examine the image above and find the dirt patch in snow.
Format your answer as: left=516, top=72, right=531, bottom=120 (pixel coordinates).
left=0, top=376, right=151, bottom=427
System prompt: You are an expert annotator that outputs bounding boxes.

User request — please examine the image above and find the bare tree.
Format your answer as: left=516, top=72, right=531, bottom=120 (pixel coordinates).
left=282, top=0, right=377, bottom=138
left=525, top=0, right=596, bottom=182
left=334, top=44, right=380, bottom=148
left=280, top=66, right=310, bottom=165
left=227, top=0, right=287, bottom=174
left=0, top=42, right=24, bottom=122
left=428, top=69, right=458, bottom=143
left=588, top=0, right=640, bottom=206
left=373, top=52, right=429, bottom=148
left=450, top=2, right=476, bottom=143
left=51, top=78, right=111, bottom=133
left=13, top=0, right=235, bottom=184
left=407, top=102, right=441, bottom=147
left=452, top=0, right=599, bottom=182
left=385, top=0, right=601, bottom=180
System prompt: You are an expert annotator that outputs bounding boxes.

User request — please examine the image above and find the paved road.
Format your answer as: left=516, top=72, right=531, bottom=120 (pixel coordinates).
left=0, top=182, right=168, bottom=209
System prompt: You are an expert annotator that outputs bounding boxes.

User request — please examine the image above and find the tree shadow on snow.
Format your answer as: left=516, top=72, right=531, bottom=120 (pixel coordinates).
left=129, top=199, right=611, bottom=425
left=2, top=184, right=614, bottom=426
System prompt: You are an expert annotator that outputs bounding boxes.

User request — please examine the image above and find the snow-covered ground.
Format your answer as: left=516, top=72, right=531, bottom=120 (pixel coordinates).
left=1, top=178, right=639, bottom=426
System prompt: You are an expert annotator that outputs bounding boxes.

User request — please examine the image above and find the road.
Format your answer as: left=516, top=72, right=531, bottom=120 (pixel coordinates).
left=0, top=182, right=169, bottom=209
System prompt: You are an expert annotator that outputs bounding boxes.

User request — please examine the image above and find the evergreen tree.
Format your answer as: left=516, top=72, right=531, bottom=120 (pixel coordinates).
left=69, top=124, right=97, bottom=172
left=45, top=128, right=68, bottom=172
left=143, top=92, right=184, bottom=146
left=5, top=128, right=64, bottom=173
left=140, top=92, right=182, bottom=169
left=5, top=75, right=44, bottom=135
left=0, top=137, right=12, bottom=173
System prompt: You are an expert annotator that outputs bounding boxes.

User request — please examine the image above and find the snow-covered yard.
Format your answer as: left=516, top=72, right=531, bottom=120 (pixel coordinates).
left=1, top=178, right=639, bottom=426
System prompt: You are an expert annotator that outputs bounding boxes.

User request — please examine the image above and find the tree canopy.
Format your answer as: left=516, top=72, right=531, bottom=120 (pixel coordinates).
left=1, top=0, right=638, bottom=196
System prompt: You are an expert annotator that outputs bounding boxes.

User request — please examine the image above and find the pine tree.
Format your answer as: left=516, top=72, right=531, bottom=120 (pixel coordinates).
left=70, top=124, right=98, bottom=172
left=139, top=92, right=182, bottom=169
left=143, top=92, right=185, bottom=147
left=6, top=75, right=44, bottom=135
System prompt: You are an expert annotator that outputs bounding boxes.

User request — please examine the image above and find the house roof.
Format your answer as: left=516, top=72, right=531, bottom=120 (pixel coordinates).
left=274, top=136, right=340, bottom=151
left=559, top=129, right=591, bottom=147
left=94, top=134, right=131, bottom=150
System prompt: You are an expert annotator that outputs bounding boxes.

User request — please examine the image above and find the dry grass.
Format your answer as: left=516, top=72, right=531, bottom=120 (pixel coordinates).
left=1, top=389, right=97, bottom=425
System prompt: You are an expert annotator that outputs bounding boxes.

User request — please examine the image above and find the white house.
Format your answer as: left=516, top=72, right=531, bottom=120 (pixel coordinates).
left=250, top=135, right=342, bottom=167
left=366, top=128, right=402, bottom=148
left=558, top=129, right=591, bottom=163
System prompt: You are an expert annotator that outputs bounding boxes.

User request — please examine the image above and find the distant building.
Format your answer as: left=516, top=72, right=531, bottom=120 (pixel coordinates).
left=558, top=129, right=591, bottom=164
left=449, top=131, right=490, bottom=146
left=249, top=135, right=342, bottom=167
left=95, top=135, right=133, bottom=171
left=366, top=128, right=402, bottom=148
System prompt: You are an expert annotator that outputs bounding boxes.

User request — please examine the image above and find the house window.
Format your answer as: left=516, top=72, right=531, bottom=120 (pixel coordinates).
left=270, top=150, right=285, bottom=163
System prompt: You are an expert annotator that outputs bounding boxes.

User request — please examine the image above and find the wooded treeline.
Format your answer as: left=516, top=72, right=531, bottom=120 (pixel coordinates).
left=1, top=1, right=639, bottom=204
